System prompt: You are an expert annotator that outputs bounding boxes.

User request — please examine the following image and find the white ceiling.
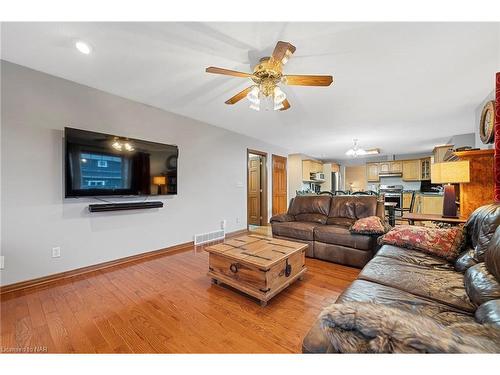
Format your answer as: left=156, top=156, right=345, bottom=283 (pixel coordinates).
left=2, top=22, right=499, bottom=160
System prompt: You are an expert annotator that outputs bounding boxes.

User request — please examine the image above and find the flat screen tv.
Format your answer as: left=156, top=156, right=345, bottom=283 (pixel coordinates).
left=65, top=127, right=178, bottom=198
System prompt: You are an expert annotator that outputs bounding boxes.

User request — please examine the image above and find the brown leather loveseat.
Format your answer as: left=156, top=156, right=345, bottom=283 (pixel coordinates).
left=302, top=203, right=500, bottom=353
left=270, top=195, right=385, bottom=268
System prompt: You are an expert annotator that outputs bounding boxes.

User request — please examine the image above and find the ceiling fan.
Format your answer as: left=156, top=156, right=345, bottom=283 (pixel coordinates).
left=205, top=41, right=333, bottom=111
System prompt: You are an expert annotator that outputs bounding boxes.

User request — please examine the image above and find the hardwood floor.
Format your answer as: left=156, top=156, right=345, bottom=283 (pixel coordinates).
left=0, top=243, right=359, bottom=353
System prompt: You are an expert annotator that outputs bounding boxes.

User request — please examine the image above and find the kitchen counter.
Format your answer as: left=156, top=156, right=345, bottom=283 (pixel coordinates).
left=402, top=190, right=443, bottom=196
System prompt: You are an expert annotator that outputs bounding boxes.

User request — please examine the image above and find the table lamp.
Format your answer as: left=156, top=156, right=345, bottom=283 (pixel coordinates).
left=153, top=176, right=166, bottom=195
left=431, top=161, right=470, bottom=218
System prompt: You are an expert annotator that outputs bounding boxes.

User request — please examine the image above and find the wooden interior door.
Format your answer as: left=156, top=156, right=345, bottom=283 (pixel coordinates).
left=248, top=156, right=262, bottom=225
left=272, top=155, right=288, bottom=216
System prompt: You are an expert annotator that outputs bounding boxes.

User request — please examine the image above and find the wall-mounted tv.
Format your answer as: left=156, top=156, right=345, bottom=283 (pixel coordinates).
left=65, top=127, right=178, bottom=198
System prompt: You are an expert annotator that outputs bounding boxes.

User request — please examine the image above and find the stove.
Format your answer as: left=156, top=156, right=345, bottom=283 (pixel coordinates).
left=379, top=185, right=403, bottom=212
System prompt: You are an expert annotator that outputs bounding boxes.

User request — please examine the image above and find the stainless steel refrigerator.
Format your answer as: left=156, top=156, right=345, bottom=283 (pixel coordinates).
left=331, top=172, right=341, bottom=193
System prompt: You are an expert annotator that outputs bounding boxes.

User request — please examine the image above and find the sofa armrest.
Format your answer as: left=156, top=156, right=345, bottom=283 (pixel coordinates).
left=270, top=214, right=294, bottom=223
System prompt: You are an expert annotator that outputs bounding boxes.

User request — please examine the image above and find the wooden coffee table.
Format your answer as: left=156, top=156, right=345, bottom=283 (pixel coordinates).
left=204, top=234, right=308, bottom=306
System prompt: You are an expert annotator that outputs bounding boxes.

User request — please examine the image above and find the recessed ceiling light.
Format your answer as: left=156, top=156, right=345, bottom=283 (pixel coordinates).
left=75, top=40, right=92, bottom=55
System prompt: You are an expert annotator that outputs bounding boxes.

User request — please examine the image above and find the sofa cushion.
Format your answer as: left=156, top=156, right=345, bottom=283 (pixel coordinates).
left=350, top=216, right=390, bottom=235
left=314, top=242, right=374, bottom=268
left=314, top=225, right=378, bottom=251
left=475, top=300, right=500, bottom=326
left=327, top=196, right=356, bottom=222
left=376, top=245, right=455, bottom=271
left=378, top=225, right=465, bottom=262
left=485, top=226, right=500, bottom=281
left=326, top=217, right=355, bottom=227
left=358, top=255, right=475, bottom=312
left=337, top=280, right=474, bottom=325
left=353, top=196, right=378, bottom=219
left=295, top=213, right=327, bottom=224
left=269, top=213, right=294, bottom=223
left=288, top=195, right=331, bottom=216
left=464, top=263, right=500, bottom=307
left=271, top=221, right=323, bottom=241
left=465, top=203, right=500, bottom=262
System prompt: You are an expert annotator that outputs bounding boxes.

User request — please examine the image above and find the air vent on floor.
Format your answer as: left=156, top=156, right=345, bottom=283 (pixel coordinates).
left=194, top=229, right=225, bottom=245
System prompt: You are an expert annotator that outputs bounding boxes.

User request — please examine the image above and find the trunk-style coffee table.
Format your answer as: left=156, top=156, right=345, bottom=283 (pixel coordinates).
left=205, top=234, right=308, bottom=306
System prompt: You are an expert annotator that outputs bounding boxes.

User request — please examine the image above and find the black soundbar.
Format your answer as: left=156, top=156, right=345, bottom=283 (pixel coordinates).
left=88, top=201, right=164, bottom=212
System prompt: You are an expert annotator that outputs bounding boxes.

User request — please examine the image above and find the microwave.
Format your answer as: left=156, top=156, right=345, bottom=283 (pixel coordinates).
left=310, top=172, right=325, bottom=181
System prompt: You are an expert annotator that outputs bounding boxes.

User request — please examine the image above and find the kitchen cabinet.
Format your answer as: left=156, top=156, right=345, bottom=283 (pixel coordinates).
left=302, top=159, right=323, bottom=181
left=366, top=163, right=380, bottom=182
left=379, top=162, right=390, bottom=174
left=402, top=160, right=421, bottom=181
left=379, top=161, right=402, bottom=174
left=390, top=161, right=403, bottom=173
left=433, top=145, right=453, bottom=163
left=402, top=192, right=414, bottom=209
left=420, top=158, right=431, bottom=180
left=415, top=194, right=444, bottom=215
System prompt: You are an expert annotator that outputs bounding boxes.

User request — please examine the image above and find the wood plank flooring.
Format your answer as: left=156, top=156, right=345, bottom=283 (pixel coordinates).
left=0, top=241, right=359, bottom=353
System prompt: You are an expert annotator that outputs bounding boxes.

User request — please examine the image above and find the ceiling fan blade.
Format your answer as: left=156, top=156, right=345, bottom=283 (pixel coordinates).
left=280, top=99, right=291, bottom=111
left=225, top=86, right=253, bottom=105
left=271, top=41, right=296, bottom=65
left=206, top=66, right=252, bottom=78
left=284, top=75, right=333, bottom=86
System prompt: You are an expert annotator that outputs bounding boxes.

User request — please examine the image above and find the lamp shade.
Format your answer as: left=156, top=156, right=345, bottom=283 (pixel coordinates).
left=153, top=176, right=166, bottom=186
left=431, top=161, right=470, bottom=184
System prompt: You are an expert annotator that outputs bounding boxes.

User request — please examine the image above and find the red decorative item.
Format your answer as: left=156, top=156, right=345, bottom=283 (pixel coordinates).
left=495, top=72, right=500, bottom=202
left=378, top=225, right=465, bottom=262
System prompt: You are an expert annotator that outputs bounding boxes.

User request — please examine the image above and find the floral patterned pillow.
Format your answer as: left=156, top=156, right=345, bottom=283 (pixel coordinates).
left=378, top=225, right=466, bottom=261
left=350, top=216, right=390, bottom=235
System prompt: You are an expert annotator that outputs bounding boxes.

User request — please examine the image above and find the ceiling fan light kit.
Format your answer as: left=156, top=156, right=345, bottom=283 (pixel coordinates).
left=206, top=41, right=333, bottom=112
left=345, top=139, right=373, bottom=158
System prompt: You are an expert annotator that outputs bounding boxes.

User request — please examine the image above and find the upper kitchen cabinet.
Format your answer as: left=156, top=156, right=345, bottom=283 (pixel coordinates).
left=378, top=161, right=402, bottom=176
left=302, top=159, right=323, bottom=181
left=390, top=161, right=403, bottom=173
left=379, top=162, right=390, bottom=174
left=433, top=144, right=453, bottom=163
left=420, top=157, right=431, bottom=180
left=366, top=163, right=380, bottom=182
left=402, top=159, right=421, bottom=181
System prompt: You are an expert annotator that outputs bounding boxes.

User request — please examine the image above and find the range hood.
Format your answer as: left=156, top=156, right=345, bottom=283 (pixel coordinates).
left=379, top=172, right=403, bottom=178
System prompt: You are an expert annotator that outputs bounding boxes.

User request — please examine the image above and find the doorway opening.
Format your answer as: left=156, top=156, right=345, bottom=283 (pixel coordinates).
left=247, top=149, right=268, bottom=233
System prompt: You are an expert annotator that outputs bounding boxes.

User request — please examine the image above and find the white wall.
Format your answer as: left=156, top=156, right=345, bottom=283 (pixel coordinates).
left=0, top=61, right=289, bottom=285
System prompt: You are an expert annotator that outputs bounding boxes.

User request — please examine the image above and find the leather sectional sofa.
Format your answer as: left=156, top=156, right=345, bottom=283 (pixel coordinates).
left=302, top=203, right=500, bottom=353
left=270, top=195, right=385, bottom=268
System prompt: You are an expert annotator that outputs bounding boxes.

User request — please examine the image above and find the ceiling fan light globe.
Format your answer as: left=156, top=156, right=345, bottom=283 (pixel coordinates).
left=273, top=86, right=286, bottom=104
left=274, top=102, right=284, bottom=111
left=247, top=86, right=260, bottom=104
left=249, top=102, right=260, bottom=111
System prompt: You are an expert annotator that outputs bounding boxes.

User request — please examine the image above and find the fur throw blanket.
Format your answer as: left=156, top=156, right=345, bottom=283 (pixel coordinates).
left=319, top=302, right=500, bottom=353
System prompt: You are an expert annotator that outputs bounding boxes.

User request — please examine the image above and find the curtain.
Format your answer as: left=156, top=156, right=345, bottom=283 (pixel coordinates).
left=495, top=72, right=500, bottom=202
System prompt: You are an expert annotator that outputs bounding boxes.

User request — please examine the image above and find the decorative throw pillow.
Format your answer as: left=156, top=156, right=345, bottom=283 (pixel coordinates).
left=349, top=216, right=390, bottom=235
left=378, top=225, right=465, bottom=262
